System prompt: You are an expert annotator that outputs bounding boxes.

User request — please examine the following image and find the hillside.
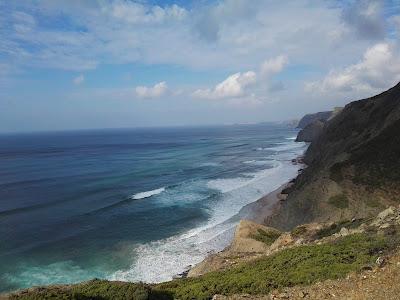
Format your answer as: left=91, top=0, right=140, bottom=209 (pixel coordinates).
left=266, top=82, right=400, bottom=230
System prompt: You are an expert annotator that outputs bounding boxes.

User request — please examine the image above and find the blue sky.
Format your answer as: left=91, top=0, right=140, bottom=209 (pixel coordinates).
left=1, top=0, right=400, bottom=132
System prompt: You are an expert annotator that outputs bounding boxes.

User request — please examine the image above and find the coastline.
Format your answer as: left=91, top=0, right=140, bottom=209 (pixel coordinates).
left=238, top=181, right=292, bottom=224
left=186, top=157, right=303, bottom=278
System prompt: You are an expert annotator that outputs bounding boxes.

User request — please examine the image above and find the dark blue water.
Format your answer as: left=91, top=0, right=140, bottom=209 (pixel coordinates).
left=0, top=124, right=305, bottom=292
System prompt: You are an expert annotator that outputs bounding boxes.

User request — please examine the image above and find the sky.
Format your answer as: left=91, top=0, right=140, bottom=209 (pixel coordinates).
left=1, top=0, right=400, bottom=132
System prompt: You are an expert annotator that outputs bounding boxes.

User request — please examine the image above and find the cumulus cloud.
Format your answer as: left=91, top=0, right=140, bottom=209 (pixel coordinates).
left=305, top=43, right=400, bottom=93
left=135, top=82, right=169, bottom=99
left=193, top=54, right=288, bottom=101
left=342, top=0, right=385, bottom=40
left=193, top=71, right=256, bottom=100
left=73, top=74, right=85, bottom=85
left=260, top=55, right=289, bottom=76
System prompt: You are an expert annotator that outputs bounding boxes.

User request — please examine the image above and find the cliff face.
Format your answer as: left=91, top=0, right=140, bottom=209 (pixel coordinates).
left=297, top=111, right=332, bottom=129
left=266, top=82, right=400, bottom=230
left=295, top=120, right=324, bottom=142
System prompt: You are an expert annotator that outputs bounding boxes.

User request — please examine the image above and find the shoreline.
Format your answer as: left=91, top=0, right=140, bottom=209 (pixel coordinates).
left=184, top=156, right=304, bottom=278
left=238, top=181, right=292, bottom=224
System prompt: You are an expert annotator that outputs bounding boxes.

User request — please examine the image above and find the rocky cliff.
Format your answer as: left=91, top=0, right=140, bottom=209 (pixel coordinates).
left=266, top=82, right=400, bottom=230
left=295, top=119, right=325, bottom=142
left=296, top=111, right=333, bottom=129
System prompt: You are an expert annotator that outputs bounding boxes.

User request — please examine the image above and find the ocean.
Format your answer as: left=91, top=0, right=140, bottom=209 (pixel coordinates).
left=0, top=124, right=306, bottom=292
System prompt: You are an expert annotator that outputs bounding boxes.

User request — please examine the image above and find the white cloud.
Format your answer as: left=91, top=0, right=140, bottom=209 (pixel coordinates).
left=135, top=81, right=169, bottom=99
left=305, top=43, right=400, bottom=93
left=260, top=55, right=289, bottom=76
left=73, top=74, right=85, bottom=85
left=193, top=54, right=288, bottom=101
left=110, top=2, right=187, bottom=24
left=193, top=71, right=256, bottom=100
left=2, top=0, right=394, bottom=73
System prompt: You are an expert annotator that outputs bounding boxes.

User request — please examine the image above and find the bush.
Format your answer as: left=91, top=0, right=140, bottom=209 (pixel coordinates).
left=315, top=219, right=364, bottom=239
left=155, top=233, right=389, bottom=299
left=251, top=229, right=281, bottom=245
left=10, top=280, right=151, bottom=300
left=328, top=194, right=349, bottom=209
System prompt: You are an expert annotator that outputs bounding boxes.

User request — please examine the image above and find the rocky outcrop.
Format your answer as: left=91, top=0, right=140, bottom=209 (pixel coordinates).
left=297, top=111, right=332, bottom=129
left=295, top=120, right=324, bottom=142
left=266, top=82, right=400, bottom=231
left=187, top=221, right=281, bottom=277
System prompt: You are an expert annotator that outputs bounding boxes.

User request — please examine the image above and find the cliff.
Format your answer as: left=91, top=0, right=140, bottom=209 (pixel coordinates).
left=295, top=119, right=324, bottom=142
left=296, top=111, right=333, bottom=129
left=266, top=82, right=400, bottom=230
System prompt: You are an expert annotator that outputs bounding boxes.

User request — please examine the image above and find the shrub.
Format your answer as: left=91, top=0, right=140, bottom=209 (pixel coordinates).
left=251, top=229, right=281, bottom=245
left=155, top=233, right=389, bottom=299
left=328, top=194, right=349, bottom=209
left=291, top=225, right=307, bottom=237
left=315, top=219, right=364, bottom=239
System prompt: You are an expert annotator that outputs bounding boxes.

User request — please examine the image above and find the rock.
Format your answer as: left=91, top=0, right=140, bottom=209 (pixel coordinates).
left=339, top=227, right=349, bottom=236
left=230, top=220, right=280, bottom=253
left=376, top=256, right=385, bottom=267
left=299, top=291, right=308, bottom=298
left=371, top=207, right=397, bottom=227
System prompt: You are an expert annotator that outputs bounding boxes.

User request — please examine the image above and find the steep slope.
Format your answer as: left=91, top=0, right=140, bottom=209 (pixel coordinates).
left=295, top=119, right=325, bottom=142
left=297, top=111, right=332, bottom=129
left=266, top=82, right=400, bottom=230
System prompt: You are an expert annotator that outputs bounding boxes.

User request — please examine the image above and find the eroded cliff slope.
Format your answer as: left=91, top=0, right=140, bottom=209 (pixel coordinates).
left=266, top=82, right=400, bottom=230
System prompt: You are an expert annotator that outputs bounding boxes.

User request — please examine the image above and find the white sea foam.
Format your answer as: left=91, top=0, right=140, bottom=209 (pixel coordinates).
left=285, top=136, right=297, bottom=140
left=207, top=177, right=250, bottom=194
left=261, top=141, right=306, bottom=153
left=111, top=142, right=306, bottom=284
left=243, top=160, right=271, bottom=166
left=131, top=187, right=165, bottom=200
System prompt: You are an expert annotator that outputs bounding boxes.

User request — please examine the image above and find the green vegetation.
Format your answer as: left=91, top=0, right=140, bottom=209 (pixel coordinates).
left=9, top=232, right=396, bottom=300
left=251, top=229, right=281, bottom=245
left=315, top=219, right=364, bottom=239
left=9, top=280, right=151, bottom=300
left=328, top=194, right=349, bottom=209
left=154, top=233, right=388, bottom=299
left=291, top=225, right=307, bottom=237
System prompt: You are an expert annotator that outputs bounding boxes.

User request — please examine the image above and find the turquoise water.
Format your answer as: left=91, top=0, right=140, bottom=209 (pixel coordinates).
left=0, top=124, right=306, bottom=292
